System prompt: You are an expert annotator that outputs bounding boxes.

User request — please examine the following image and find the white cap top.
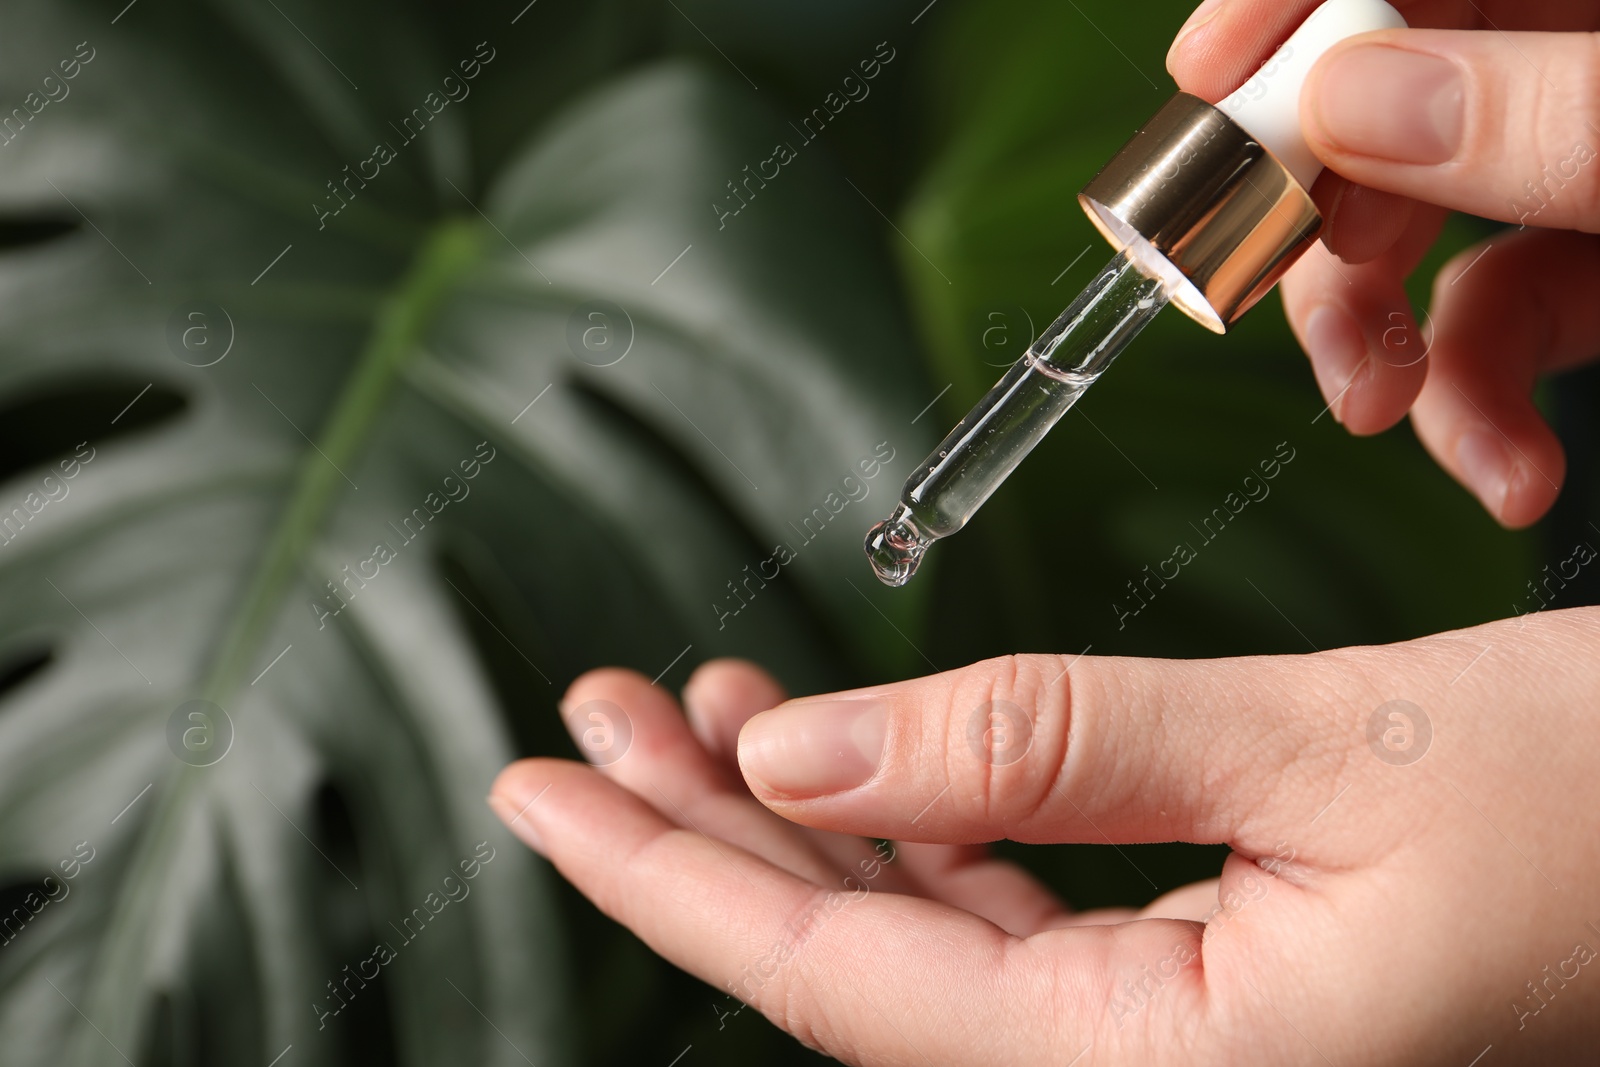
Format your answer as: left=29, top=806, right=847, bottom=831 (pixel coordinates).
left=1216, top=0, right=1408, bottom=190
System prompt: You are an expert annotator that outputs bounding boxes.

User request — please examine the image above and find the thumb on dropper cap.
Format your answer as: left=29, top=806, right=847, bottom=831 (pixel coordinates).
left=1078, top=0, right=1409, bottom=333
left=1216, top=0, right=1408, bottom=190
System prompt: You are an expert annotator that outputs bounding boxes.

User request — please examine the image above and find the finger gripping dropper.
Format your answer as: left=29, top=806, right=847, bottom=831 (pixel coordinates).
left=866, top=0, right=1407, bottom=587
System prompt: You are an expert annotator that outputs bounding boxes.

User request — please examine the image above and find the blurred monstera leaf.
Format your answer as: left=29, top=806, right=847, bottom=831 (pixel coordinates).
left=0, top=1, right=928, bottom=1064
left=904, top=0, right=1533, bottom=663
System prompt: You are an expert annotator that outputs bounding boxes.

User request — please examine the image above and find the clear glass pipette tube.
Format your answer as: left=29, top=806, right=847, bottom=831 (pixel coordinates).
left=865, top=250, right=1169, bottom=586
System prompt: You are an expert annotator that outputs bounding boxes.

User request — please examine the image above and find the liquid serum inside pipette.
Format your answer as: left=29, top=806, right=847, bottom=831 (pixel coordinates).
left=865, top=251, right=1169, bottom=587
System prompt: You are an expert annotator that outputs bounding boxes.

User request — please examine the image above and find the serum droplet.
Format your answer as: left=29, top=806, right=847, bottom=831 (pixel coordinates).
left=864, top=507, right=932, bottom=588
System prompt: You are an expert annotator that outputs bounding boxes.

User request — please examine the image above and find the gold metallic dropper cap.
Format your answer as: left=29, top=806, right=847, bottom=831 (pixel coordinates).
left=1078, top=92, right=1323, bottom=334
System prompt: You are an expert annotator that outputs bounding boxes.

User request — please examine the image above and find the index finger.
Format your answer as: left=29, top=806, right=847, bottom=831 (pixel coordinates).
left=1164, top=0, right=1596, bottom=96
left=489, top=758, right=1197, bottom=1066
left=1166, top=0, right=1322, bottom=101
left=1167, top=0, right=1475, bottom=97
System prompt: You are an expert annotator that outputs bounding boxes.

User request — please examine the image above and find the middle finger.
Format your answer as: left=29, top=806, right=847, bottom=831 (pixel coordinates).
left=562, top=667, right=844, bottom=886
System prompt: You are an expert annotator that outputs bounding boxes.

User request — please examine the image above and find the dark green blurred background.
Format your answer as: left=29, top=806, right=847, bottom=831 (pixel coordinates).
left=1, top=0, right=1596, bottom=1064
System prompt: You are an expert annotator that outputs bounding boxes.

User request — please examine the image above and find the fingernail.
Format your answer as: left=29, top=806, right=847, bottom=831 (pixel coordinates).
left=680, top=678, right=717, bottom=747
left=1455, top=427, right=1512, bottom=517
left=488, top=791, right=546, bottom=854
left=1169, top=0, right=1227, bottom=58
left=1312, top=46, right=1464, bottom=164
left=739, top=699, right=887, bottom=799
left=1303, top=304, right=1367, bottom=424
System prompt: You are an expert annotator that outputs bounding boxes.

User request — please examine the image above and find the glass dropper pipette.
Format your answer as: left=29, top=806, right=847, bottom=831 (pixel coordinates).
left=865, top=251, right=1167, bottom=586
left=863, top=0, right=1409, bottom=587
